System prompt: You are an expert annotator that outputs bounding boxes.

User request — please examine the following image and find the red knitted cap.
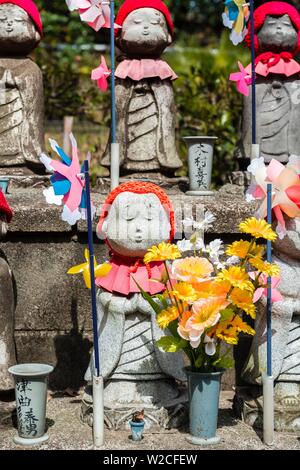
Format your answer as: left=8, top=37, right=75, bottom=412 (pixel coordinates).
left=116, top=0, right=174, bottom=36
left=0, top=191, right=12, bottom=223
left=0, top=0, right=43, bottom=36
left=245, top=1, right=300, bottom=54
left=97, top=181, right=175, bottom=244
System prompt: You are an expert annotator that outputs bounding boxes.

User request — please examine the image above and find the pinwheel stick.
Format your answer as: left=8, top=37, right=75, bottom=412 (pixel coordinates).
left=84, top=160, right=104, bottom=447
left=263, top=183, right=274, bottom=446
left=250, top=0, right=256, bottom=146
left=110, top=0, right=120, bottom=190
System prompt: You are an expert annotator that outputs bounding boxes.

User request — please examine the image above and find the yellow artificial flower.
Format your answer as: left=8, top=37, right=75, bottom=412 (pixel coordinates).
left=239, top=218, right=277, bottom=241
left=217, top=266, right=254, bottom=292
left=172, top=257, right=214, bottom=283
left=144, top=242, right=181, bottom=264
left=171, top=282, right=198, bottom=303
left=68, top=249, right=112, bottom=289
left=157, top=306, right=180, bottom=329
left=229, top=288, right=256, bottom=319
left=212, top=315, right=255, bottom=345
left=249, top=258, right=280, bottom=277
left=226, top=240, right=264, bottom=259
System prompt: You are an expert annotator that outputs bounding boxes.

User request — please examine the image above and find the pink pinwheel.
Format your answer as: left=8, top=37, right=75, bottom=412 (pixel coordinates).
left=40, top=134, right=95, bottom=226
left=66, top=0, right=118, bottom=31
left=229, top=61, right=252, bottom=96
left=249, top=272, right=283, bottom=304
left=91, top=56, right=111, bottom=92
left=247, top=156, right=300, bottom=238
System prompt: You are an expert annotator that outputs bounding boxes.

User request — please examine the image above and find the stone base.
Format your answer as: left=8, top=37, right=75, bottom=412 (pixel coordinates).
left=233, top=385, right=300, bottom=432
left=13, top=434, right=49, bottom=447
left=0, top=174, right=50, bottom=191
left=96, top=174, right=189, bottom=195
left=185, top=435, right=221, bottom=446
left=185, top=190, right=215, bottom=196
left=81, top=380, right=188, bottom=430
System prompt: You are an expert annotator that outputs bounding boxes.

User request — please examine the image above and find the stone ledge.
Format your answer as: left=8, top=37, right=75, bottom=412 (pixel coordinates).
left=6, top=184, right=257, bottom=234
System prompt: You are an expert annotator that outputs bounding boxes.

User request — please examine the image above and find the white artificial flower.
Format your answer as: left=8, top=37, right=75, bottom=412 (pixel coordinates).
left=226, top=256, right=240, bottom=266
left=206, top=239, right=224, bottom=257
left=177, top=239, right=194, bottom=252
left=204, top=336, right=217, bottom=356
left=247, top=157, right=265, bottom=176
left=43, top=187, right=63, bottom=206
left=62, top=205, right=82, bottom=226
left=40, top=153, right=53, bottom=172
left=222, top=12, right=233, bottom=28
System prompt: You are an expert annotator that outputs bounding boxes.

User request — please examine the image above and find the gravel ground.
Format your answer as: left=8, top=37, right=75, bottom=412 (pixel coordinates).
left=0, top=391, right=299, bottom=451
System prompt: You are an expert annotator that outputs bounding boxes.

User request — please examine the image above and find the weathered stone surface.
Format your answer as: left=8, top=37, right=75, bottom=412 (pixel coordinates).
left=239, top=218, right=300, bottom=431
left=0, top=186, right=257, bottom=390
left=102, top=7, right=181, bottom=175
left=14, top=331, right=93, bottom=391
left=237, top=12, right=300, bottom=166
left=0, top=257, right=15, bottom=390
left=0, top=4, right=45, bottom=173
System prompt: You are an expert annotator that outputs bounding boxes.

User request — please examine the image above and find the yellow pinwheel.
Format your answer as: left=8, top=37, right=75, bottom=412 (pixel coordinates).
left=68, top=249, right=112, bottom=289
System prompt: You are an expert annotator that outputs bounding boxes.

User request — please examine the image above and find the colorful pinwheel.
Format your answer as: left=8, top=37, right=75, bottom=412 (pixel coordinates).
left=40, top=134, right=96, bottom=226
left=222, top=0, right=250, bottom=45
left=66, top=0, right=119, bottom=31
left=68, top=249, right=112, bottom=289
left=91, top=55, right=111, bottom=92
left=229, top=61, right=252, bottom=96
left=247, top=156, right=300, bottom=238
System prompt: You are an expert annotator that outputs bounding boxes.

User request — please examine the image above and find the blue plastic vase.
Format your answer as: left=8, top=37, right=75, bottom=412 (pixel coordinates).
left=129, top=420, right=145, bottom=441
left=185, top=368, right=223, bottom=445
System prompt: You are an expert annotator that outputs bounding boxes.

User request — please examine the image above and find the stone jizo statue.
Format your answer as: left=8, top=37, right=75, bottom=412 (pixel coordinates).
left=239, top=217, right=300, bottom=431
left=237, top=2, right=300, bottom=166
left=83, top=182, right=186, bottom=429
left=0, top=0, right=45, bottom=173
left=101, top=0, right=182, bottom=175
left=0, top=191, right=16, bottom=392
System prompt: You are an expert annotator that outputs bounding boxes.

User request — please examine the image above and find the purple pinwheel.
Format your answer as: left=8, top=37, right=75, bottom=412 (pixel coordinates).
left=40, top=134, right=95, bottom=226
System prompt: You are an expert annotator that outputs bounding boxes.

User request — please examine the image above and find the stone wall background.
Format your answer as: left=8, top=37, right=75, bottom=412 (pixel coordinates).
left=1, top=186, right=255, bottom=391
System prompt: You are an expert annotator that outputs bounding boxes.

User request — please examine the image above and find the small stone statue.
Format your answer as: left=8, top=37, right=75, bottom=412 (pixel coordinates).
left=237, top=217, right=300, bottom=431
left=0, top=0, right=45, bottom=174
left=237, top=2, right=300, bottom=166
left=101, top=0, right=182, bottom=175
left=0, top=191, right=16, bottom=392
left=83, top=182, right=186, bottom=429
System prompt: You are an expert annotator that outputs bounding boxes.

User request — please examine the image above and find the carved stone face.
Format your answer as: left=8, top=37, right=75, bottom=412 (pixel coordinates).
left=274, top=217, right=300, bottom=260
left=118, top=7, right=171, bottom=58
left=100, top=192, right=171, bottom=258
left=0, top=4, right=40, bottom=55
left=257, top=14, right=298, bottom=53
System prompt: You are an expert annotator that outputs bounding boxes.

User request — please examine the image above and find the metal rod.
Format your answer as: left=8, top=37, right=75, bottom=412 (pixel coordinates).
left=250, top=0, right=256, bottom=145
left=84, top=160, right=100, bottom=377
left=110, top=0, right=116, bottom=144
left=267, top=183, right=272, bottom=377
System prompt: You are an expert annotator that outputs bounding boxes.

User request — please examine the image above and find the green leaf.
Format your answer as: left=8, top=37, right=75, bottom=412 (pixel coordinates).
left=131, top=277, right=162, bottom=314
left=220, top=308, right=235, bottom=321
left=213, top=356, right=235, bottom=369
left=156, top=336, right=187, bottom=353
left=195, top=354, right=204, bottom=369
left=155, top=294, right=169, bottom=310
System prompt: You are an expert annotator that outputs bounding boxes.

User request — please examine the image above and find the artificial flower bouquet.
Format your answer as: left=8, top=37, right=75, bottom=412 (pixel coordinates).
left=136, top=214, right=281, bottom=373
